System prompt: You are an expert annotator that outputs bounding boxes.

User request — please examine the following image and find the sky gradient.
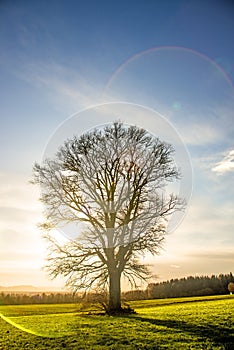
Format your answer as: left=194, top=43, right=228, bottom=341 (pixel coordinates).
left=0, top=0, right=234, bottom=290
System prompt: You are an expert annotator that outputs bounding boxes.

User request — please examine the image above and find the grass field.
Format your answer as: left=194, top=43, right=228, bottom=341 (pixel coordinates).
left=0, top=295, right=233, bottom=349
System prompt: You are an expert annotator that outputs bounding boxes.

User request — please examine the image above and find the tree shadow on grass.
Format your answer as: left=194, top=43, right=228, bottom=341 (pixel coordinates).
left=131, top=316, right=234, bottom=350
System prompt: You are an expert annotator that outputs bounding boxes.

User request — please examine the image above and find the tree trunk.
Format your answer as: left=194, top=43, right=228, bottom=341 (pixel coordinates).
left=108, top=269, right=121, bottom=314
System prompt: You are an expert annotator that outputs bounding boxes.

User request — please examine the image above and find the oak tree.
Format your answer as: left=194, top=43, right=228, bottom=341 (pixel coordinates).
left=33, top=122, right=184, bottom=314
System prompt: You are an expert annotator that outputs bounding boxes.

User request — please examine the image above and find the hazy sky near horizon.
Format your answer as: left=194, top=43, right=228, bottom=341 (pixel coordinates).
left=0, top=0, right=234, bottom=289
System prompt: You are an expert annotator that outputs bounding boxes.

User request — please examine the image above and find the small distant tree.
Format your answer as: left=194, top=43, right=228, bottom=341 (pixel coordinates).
left=228, top=282, right=234, bottom=295
left=32, top=122, right=184, bottom=314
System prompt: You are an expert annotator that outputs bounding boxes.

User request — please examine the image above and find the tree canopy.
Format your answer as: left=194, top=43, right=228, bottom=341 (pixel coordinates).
left=33, top=121, right=184, bottom=313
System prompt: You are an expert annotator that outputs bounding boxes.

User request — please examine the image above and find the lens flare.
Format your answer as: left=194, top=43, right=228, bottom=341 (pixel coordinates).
left=103, top=46, right=233, bottom=94
left=0, top=312, right=42, bottom=337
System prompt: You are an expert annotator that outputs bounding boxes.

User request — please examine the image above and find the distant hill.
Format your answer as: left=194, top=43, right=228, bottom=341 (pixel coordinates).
left=0, top=285, right=62, bottom=292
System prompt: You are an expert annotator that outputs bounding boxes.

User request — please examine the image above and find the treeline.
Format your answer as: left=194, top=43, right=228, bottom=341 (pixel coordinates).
left=0, top=292, right=82, bottom=305
left=146, top=273, right=234, bottom=299
left=123, top=273, right=234, bottom=301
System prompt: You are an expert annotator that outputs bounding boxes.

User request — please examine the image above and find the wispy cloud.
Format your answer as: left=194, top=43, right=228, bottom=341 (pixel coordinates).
left=212, top=150, right=234, bottom=174
left=168, top=103, right=234, bottom=147
left=16, top=61, right=103, bottom=112
left=179, top=122, right=221, bottom=146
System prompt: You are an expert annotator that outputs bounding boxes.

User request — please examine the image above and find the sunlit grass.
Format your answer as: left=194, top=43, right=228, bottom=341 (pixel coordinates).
left=0, top=295, right=233, bottom=349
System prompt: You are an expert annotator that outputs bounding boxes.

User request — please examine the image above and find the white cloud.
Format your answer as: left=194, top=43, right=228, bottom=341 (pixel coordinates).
left=212, top=150, right=234, bottom=174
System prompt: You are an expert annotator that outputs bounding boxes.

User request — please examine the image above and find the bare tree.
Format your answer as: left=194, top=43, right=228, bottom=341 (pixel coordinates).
left=33, top=122, right=184, bottom=314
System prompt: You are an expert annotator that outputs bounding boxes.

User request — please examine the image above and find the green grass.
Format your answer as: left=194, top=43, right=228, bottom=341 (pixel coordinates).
left=0, top=295, right=233, bottom=349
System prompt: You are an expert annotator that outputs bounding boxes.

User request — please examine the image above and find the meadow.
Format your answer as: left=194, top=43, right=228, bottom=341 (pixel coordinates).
left=0, top=295, right=233, bottom=349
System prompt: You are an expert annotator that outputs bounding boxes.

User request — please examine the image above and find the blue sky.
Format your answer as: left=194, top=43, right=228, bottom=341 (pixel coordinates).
left=0, top=0, right=234, bottom=289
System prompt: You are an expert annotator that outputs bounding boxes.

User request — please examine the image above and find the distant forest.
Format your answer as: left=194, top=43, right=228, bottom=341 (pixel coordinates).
left=0, top=273, right=233, bottom=305
left=125, top=273, right=234, bottom=301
